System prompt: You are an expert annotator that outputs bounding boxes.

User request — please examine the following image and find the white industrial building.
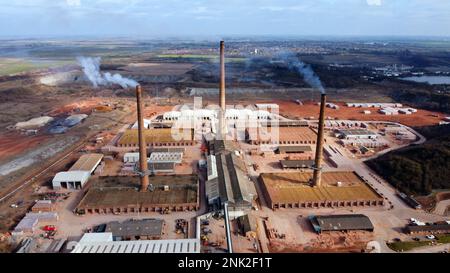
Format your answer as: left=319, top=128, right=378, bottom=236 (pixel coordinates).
left=52, top=171, right=91, bottom=190
left=131, top=119, right=151, bottom=129
left=340, top=138, right=389, bottom=148
left=71, top=233, right=200, bottom=253
left=336, top=129, right=378, bottom=140
left=148, top=152, right=183, bottom=164
left=346, top=102, right=403, bottom=108
left=123, top=152, right=140, bottom=163
left=162, top=108, right=274, bottom=123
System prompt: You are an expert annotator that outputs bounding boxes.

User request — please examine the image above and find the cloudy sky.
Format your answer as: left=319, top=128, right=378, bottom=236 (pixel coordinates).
left=0, top=0, right=449, bottom=38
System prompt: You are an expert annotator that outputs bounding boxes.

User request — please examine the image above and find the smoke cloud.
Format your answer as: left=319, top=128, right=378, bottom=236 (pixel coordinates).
left=280, top=53, right=325, bottom=94
left=77, top=56, right=138, bottom=89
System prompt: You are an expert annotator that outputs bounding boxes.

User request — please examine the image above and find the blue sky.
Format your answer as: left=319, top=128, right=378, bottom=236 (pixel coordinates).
left=0, top=0, right=449, bottom=38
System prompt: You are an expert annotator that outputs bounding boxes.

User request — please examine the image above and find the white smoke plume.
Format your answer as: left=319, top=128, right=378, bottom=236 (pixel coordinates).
left=280, top=53, right=325, bottom=94
left=77, top=56, right=138, bottom=89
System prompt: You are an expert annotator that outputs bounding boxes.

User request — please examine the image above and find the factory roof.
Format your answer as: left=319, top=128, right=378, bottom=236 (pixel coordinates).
left=148, top=152, right=183, bottom=163
left=280, top=160, right=315, bottom=169
left=309, top=214, right=374, bottom=233
left=77, top=175, right=198, bottom=208
left=247, top=126, right=317, bottom=143
left=260, top=171, right=382, bottom=203
left=72, top=236, right=200, bottom=253
left=216, top=153, right=256, bottom=206
left=148, top=162, right=175, bottom=172
left=259, top=120, right=309, bottom=127
left=277, top=145, right=312, bottom=153
left=79, top=232, right=113, bottom=243
left=105, top=219, right=164, bottom=238
left=338, top=129, right=377, bottom=136
left=69, top=153, right=103, bottom=173
left=118, top=128, right=194, bottom=145
left=207, top=155, right=218, bottom=180
left=150, top=147, right=185, bottom=153
left=53, top=171, right=90, bottom=182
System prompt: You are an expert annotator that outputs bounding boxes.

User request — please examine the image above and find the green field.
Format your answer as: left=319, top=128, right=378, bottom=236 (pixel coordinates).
left=0, top=58, right=74, bottom=76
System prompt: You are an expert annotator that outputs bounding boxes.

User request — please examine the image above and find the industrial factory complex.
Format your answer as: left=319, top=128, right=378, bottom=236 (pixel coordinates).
left=3, top=40, right=449, bottom=255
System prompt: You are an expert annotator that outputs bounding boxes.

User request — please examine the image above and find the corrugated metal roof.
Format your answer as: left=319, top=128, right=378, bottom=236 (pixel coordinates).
left=53, top=171, right=90, bottom=182
left=277, top=145, right=312, bottom=153
left=72, top=238, right=200, bottom=253
left=280, top=160, right=314, bottom=168
left=69, top=153, right=103, bottom=173
left=312, top=214, right=374, bottom=232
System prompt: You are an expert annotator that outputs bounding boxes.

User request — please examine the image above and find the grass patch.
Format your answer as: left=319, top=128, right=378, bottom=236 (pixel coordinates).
left=437, top=234, right=450, bottom=244
left=388, top=234, right=450, bottom=252
left=387, top=241, right=433, bottom=252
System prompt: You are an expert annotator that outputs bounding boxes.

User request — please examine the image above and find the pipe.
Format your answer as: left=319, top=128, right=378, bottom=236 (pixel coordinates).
left=136, top=85, right=150, bottom=192
left=223, top=202, right=233, bottom=253
left=312, top=93, right=326, bottom=187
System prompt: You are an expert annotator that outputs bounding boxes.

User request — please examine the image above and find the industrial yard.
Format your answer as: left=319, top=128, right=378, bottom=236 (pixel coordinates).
left=0, top=37, right=449, bottom=255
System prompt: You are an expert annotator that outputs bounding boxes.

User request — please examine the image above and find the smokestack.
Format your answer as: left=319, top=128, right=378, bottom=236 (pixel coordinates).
left=312, top=93, right=326, bottom=187
left=220, top=41, right=225, bottom=112
left=218, top=41, right=226, bottom=138
left=136, top=85, right=150, bottom=192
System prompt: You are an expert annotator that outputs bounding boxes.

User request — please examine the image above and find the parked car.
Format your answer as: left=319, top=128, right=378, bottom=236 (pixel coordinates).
left=425, top=235, right=436, bottom=240
left=43, top=225, right=57, bottom=232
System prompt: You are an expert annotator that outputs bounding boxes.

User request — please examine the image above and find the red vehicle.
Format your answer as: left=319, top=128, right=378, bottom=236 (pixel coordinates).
left=43, top=225, right=56, bottom=232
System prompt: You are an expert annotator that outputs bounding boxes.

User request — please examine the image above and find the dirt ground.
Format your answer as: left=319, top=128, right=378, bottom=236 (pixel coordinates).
left=272, top=100, right=445, bottom=127
left=0, top=133, right=51, bottom=162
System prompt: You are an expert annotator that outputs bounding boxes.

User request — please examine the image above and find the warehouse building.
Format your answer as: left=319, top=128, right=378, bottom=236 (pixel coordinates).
left=123, top=152, right=140, bottom=163
left=71, top=233, right=200, bottom=253
left=246, top=126, right=317, bottom=145
left=52, top=171, right=91, bottom=190
left=117, top=128, right=195, bottom=147
left=336, top=129, right=378, bottom=140
left=105, top=219, right=164, bottom=240
left=309, top=214, right=374, bottom=233
left=205, top=152, right=256, bottom=215
left=147, top=162, right=176, bottom=174
left=14, top=212, right=58, bottom=233
left=69, top=153, right=103, bottom=174
left=76, top=175, right=199, bottom=214
left=31, top=200, right=55, bottom=212
left=148, top=152, right=183, bottom=164
left=259, top=171, right=384, bottom=209
left=276, top=145, right=312, bottom=154
left=259, top=120, right=309, bottom=127
left=339, top=138, right=389, bottom=148
left=280, top=160, right=315, bottom=169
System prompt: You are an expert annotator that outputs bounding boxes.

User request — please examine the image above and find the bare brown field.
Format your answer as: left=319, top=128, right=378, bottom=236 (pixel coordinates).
left=272, top=100, right=445, bottom=127
left=0, top=133, right=51, bottom=162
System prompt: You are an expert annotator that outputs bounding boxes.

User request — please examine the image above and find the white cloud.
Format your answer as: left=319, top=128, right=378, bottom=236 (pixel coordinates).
left=66, top=0, right=81, bottom=6
left=366, top=0, right=382, bottom=6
